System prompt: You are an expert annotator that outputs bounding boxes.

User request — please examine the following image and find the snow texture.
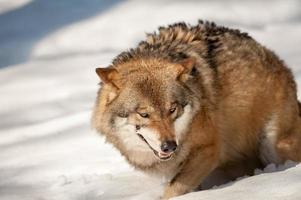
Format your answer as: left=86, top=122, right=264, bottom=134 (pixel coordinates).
left=0, top=0, right=301, bottom=199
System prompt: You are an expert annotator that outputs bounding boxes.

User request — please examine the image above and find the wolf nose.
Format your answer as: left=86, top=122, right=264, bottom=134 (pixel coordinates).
left=161, top=140, right=177, bottom=153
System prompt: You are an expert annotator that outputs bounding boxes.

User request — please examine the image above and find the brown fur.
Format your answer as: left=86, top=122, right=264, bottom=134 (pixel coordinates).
left=92, top=21, right=301, bottom=199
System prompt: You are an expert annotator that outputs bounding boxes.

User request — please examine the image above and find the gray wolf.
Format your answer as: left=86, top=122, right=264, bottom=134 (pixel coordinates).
left=92, top=21, right=301, bottom=199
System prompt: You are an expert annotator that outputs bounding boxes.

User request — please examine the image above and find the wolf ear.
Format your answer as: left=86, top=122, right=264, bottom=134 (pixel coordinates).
left=96, top=67, right=121, bottom=104
left=177, top=58, right=197, bottom=82
left=95, top=67, right=120, bottom=87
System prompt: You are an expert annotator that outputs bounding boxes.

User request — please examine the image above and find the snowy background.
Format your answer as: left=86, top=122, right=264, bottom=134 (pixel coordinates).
left=0, top=0, right=301, bottom=199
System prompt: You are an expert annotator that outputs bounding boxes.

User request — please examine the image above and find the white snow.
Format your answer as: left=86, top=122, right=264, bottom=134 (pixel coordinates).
left=0, top=0, right=301, bottom=200
left=175, top=161, right=301, bottom=200
left=0, top=0, right=32, bottom=14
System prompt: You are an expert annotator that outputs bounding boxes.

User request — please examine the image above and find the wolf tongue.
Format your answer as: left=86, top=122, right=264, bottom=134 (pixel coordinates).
left=159, top=152, right=170, bottom=157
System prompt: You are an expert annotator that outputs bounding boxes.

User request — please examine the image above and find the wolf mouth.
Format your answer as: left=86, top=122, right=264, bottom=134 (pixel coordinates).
left=137, top=134, right=173, bottom=161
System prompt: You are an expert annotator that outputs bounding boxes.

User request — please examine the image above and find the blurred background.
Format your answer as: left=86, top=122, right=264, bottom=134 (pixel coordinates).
left=0, top=0, right=301, bottom=199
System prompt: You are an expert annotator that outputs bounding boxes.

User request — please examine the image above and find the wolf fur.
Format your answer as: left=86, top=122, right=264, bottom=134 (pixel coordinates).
left=92, top=21, right=301, bottom=199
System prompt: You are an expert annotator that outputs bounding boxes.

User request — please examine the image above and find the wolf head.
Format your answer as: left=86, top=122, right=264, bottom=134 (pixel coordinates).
left=92, top=57, right=206, bottom=166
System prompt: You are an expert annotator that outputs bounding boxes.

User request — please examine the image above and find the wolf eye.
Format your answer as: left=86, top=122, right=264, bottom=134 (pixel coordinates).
left=139, top=113, right=149, bottom=118
left=118, top=112, right=128, bottom=118
left=169, top=107, right=177, bottom=114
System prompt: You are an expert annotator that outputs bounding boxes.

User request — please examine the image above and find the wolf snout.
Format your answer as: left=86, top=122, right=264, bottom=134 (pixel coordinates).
left=160, top=140, right=177, bottom=153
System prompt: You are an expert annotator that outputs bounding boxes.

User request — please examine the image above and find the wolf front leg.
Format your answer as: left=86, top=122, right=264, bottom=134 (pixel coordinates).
left=162, top=144, right=219, bottom=199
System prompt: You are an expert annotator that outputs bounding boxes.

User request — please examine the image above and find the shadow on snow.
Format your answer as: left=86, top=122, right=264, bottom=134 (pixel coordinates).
left=0, top=0, right=123, bottom=68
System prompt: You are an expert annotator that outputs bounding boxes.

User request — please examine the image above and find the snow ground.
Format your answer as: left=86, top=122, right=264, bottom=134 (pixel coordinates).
left=0, top=0, right=301, bottom=199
